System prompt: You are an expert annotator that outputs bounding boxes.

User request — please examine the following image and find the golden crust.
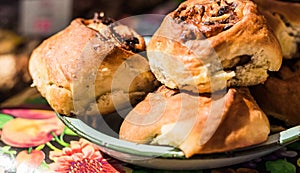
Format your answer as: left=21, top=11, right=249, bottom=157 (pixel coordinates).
left=119, top=86, right=270, bottom=158
left=253, top=0, right=300, bottom=59
left=29, top=18, right=158, bottom=116
left=147, top=0, right=282, bottom=93
left=250, top=0, right=300, bottom=125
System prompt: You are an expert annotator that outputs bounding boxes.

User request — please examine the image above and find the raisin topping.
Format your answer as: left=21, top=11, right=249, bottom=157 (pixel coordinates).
left=218, top=6, right=230, bottom=16
left=107, top=22, right=143, bottom=53
left=173, top=0, right=241, bottom=38
left=223, top=24, right=233, bottom=30
left=124, top=37, right=140, bottom=52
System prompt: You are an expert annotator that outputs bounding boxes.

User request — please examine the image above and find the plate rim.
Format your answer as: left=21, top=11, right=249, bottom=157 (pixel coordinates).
left=57, top=113, right=186, bottom=158
left=56, top=113, right=300, bottom=170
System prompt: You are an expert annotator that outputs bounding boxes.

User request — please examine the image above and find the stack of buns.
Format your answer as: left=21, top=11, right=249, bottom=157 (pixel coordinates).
left=29, top=0, right=300, bottom=159
left=119, top=0, right=282, bottom=157
left=250, top=0, right=300, bottom=126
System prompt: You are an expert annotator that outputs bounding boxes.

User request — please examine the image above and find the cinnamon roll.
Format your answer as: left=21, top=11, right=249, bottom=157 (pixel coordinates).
left=147, top=0, right=282, bottom=93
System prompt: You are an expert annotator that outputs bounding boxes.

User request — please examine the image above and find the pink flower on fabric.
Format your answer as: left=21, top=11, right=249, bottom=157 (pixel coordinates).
left=49, top=138, right=120, bottom=173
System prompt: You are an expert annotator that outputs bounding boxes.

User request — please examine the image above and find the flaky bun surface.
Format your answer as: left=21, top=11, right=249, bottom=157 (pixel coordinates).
left=120, top=86, right=270, bottom=158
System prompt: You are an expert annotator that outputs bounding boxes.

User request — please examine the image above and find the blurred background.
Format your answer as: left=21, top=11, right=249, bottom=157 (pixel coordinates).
left=1, top=0, right=182, bottom=37
left=0, top=0, right=182, bottom=103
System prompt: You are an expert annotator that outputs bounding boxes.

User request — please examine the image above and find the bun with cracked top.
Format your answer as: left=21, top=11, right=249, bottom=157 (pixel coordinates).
left=29, top=13, right=159, bottom=116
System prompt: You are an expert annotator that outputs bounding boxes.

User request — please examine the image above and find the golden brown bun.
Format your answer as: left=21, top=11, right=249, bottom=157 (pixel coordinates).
left=250, top=59, right=300, bottom=126
left=29, top=16, right=159, bottom=116
left=147, top=0, right=282, bottom=93
left=119, top=86, right=270, bottom=158
left=253, top=0, right=300, bottom=59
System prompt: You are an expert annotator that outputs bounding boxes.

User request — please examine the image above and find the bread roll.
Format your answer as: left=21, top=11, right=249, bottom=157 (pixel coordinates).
left=253, top=0, right=300, bottom=59
left=249, top=0, right=300, bottom=125
left=147, top=0, right=282, bottom=93
left=29, top=14, right=159, bottom=116
left=120, top=86, right=270, bottom=158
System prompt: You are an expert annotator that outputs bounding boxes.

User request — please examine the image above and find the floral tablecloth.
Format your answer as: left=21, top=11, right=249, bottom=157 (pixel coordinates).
left=0, top=88, right=299, bottom=173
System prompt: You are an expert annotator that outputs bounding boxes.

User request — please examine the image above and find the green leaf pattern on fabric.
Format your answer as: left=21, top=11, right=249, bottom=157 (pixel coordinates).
left=0, top=114, right=14, bottom=129
left=64, top=126, right=78, bottom=136
left=266, top=159, right=296, bottom=173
